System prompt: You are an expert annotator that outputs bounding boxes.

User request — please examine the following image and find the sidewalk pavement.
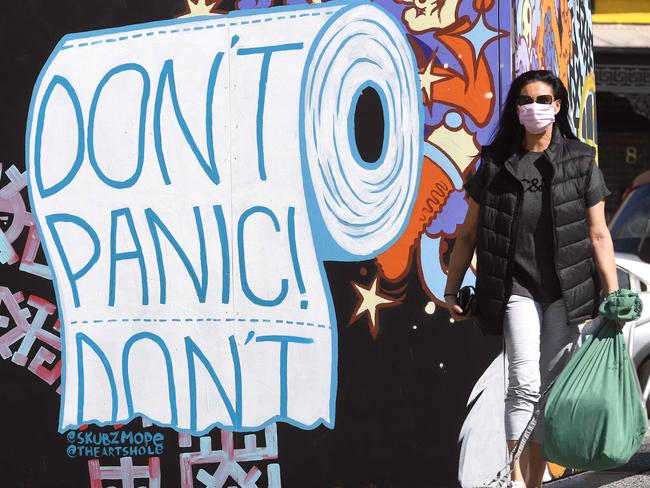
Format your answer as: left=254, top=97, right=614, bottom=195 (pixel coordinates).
left=545, top=432, right=650, bottom=487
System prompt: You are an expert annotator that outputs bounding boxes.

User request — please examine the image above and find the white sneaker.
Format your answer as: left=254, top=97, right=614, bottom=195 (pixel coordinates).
left=510, top=481, right=526, bottom=488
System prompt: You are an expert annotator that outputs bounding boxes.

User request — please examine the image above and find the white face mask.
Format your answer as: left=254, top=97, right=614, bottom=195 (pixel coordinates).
left=517, top=103, right=556, bottom=134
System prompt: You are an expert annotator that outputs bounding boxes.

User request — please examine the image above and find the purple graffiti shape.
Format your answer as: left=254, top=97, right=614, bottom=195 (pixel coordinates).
left=426, top=189, right=469, bottom=237
left=235, top=0, right=273, bottom=9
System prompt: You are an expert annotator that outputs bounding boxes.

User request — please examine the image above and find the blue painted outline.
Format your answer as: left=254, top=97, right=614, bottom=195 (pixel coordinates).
left=145, top=206, right=208, bottom=305
left=122, top=332, right=178, bottom=426
left=59, top=329, right=333, bottom=435
left=334, top=58, right=382, bottom=205
left=349, top=15, right=424, bottom=253
left=109, top=208, right=149, bottom=307
left=298, top=2, right=424, bottom=262
left=56, top=0, right=344, bottom=50
left=338, top=47, right=399, bottom=188
left=237, top=206, right=289, bottom=307
left=212, top=205, right=231, bottom=304
left=185, top=336, right=240, bottom=430
left=287, top=206, right=307, bottom=308
left=229, top=335, right=244, bottom=426
left=296, top=2, right=359, bottom=433
left=67, top=316, right=331, bottom=328
left=76, top=332, right=118, bottom=424
left=26, top=0, right=407, bottom=435
left=347, top=80, right=390, bottom=170
left=296, top=0, right=423, bottom=432
left=236, top=42, right=304, bottom=181
left=153, top=54, right=223, bottom=186
left=88, top=63, right=150, bottom=189
left=46, top=213, right=101, bottom=308
left=25, top=37, right=77, bottom=434
left=423, top=141, right=464, bottom=189
left=33, top=75, right=85, bottom=198
left=310, top=27, right=409, bottom=205
left=309, top=32, right=375, bottom=212
left=255, top=335, right=314, bottom=418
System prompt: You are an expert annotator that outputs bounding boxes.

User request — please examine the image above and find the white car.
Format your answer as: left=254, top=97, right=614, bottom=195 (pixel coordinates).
left=616, top=253, right=650, bottom=414
left=609, top=174, right=650, bottom=414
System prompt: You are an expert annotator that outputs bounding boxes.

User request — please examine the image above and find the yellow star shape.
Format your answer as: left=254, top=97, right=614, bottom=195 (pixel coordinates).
left=179, top=0, right=221, bottom=18
left=350, top=277, right=398, bottom=339
left=419, top=57, right=449, bottom=103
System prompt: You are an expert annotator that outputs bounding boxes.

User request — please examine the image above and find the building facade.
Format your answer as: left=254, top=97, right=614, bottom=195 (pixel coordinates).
left=593, top=0, right=650, bottom=221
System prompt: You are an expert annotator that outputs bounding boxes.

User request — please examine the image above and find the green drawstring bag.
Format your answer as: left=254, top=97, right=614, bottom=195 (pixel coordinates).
left=598, top=288, right=644, bottom=323
left=543, top=292, right=648, bottom=470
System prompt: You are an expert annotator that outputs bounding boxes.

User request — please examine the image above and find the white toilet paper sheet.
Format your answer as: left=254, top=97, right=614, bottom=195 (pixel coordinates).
left=26, top=0, right=423, bottom=434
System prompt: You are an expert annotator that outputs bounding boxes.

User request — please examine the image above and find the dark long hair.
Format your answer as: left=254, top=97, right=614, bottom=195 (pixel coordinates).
left=482, top=70, right=577, bottom=163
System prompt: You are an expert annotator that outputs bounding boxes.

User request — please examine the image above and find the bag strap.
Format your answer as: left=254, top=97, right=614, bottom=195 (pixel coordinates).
left=484, top=378, right=557, bottom=487
left=485, top=319, right=587, bottom=487
left=485, top=322, right=583, bottom=487
left=509, top=379, right=556, bottom=461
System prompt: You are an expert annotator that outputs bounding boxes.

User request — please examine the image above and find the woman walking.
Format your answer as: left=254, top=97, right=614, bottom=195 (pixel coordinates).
left=444, top=70, right=617, bottom=488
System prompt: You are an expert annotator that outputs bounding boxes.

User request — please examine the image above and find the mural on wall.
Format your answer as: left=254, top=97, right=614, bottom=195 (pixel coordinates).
left=0, top=0, right=595, bottom=486
left=513, top=0, right=597, bottom=145
left=374, top=0, right=509, bottom=315
left=28, top=0, right=423, bottom=436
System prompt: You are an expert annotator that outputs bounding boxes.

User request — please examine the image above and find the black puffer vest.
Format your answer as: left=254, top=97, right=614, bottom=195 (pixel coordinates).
left=474, top=126, right=603, bottom=336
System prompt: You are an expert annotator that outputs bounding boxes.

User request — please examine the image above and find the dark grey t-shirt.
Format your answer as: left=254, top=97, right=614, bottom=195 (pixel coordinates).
left=463, top=148, right=612, bottom=303
left=510, top=150, right=562, bottom=302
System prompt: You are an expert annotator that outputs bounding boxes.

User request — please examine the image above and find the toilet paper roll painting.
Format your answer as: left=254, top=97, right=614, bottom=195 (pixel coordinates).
left=26, top=0, right=423, bottom=434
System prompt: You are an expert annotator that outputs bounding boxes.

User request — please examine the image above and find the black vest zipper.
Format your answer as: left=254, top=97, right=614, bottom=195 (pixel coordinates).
left=548, top=179, right=570, bottom=326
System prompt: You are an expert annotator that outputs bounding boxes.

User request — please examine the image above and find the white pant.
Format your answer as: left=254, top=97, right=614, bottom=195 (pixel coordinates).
left=503, top=294, right=581, bottom=444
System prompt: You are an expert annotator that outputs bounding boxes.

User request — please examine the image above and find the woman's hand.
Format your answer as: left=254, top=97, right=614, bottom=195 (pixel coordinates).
left=445, top=295, right=476, bottom=321
left=599, top=288, right=642, bottom=330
